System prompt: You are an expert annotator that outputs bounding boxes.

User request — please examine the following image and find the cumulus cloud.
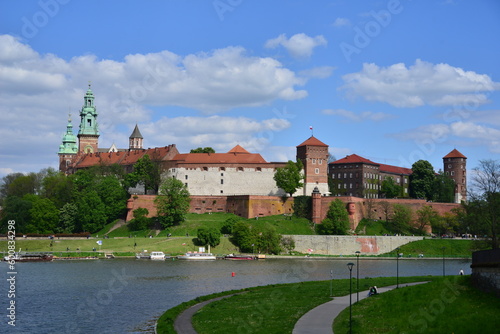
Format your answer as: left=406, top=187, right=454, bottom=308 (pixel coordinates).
left=322, top=108, right=393, bottom=122
left=141, top=116, right=291, bottom=154
left=341, top=59, right=499, bottom=107
left=0, top=34, right=307, bottom=177
left=392, top=121, right=500, bottom=153
left=265, top=33, right=327, bottom=58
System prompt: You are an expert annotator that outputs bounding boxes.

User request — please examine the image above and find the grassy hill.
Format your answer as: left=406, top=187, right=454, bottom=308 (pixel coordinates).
left=379, top=238, right=488, bottom=258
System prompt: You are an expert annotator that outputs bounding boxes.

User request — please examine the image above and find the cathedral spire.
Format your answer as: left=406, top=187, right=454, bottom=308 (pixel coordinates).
left=78, top=84, right=99, bottom=153
left=59, top=113, right=78, bottom=173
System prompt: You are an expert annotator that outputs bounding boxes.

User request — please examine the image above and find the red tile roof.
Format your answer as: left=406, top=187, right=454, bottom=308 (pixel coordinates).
left=379, top=164, right=412, bottom=175
left=171, top=146, right=268, bottom=164
left=297, top=136, right=328, bottom=147
left=330, top=154, right=378, bottom=165
left=227, top=145, right=250, bottom=154
left=443, top=149, right=466, bottom=159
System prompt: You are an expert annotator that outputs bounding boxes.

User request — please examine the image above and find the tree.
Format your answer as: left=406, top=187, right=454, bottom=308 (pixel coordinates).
left=379, top=201, right=392, bottom=221
left=190, top=147, right=215, bottom=153
left=256, top=226, right=282, bottom=254
left=432, top=170, right=455, bottom=203
left=74, top=190, right=107, bottom=233
left=415, top=205, right=439, bottom=234
left=128, top=208, right=150, bottom=231
left=197, top=227, right=221, bottom=251
left=274, top=160, right=304, bottom=196
left=231, top=221, right=256, bottom=253
left=391, top=204, right=412, bottom=234
left=0, top=195, right=33, bottom=233
left=26, top=195, right=59, bottom=234
left=281, top=236, right=295, bottom=254
left=292, top=196, right=311, bottom=218
left=380, top=177, right=402, bottom=199
left=0, top=172, right=24, bottom=204
left=316, top=199, right=350, bottom=235
left=220, top=216, right=241, bottom=235
left=41, top=169, right=74, bottom=208
left=59, top=202, right=78, bottom=233
left=96, top=176, right=128, bottom=223
left=130, top=154, right=161, bottom=194
left=409, top=160, right=435, bottom=200
left=468, top=159, right=500, bottom=248
left=155, top=177, right=191, bottom=228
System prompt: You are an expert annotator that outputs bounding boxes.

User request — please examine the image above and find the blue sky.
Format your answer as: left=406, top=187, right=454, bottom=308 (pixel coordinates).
left=1, top=0, right=499, bottom=179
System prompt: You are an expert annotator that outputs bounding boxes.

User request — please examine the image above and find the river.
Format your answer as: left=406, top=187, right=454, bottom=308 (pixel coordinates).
left=0, top=258, right=471, bottom=333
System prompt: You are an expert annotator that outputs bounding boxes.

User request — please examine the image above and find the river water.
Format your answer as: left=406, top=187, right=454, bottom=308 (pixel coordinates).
left=0, top=258, right=471, bottom=333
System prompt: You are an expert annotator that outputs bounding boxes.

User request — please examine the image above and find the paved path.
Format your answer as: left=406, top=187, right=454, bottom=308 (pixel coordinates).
left=293, top=281, right=430, bottom=334
left=174, top=294, right=239, bottom=334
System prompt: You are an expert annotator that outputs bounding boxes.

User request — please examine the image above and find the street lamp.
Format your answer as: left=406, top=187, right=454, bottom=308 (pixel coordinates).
left=330, top=269, right=334, bottom=297
left=355, top=251, right=360, bottom=302
left=442, top=247, right=446, bottom=277
left=347, top=262, right=355, bottom=334
left=396, top=247, right=400, bottom=288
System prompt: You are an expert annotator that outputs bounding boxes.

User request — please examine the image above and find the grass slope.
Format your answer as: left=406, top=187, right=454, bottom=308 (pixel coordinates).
left=380, top=238, right=488, bottom=257
left=334, top=276, right=500, bottom=333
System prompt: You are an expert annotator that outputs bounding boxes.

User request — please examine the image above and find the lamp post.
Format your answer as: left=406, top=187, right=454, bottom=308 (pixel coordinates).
left=355, top=251, right=360, bottom=302
left=442, top=247, right=446, bottom=277
left=396, top=247, right=400, bottom=288
left=330, top=269, right=334, bottom=297
left=347, top=262, right=355, bottom=334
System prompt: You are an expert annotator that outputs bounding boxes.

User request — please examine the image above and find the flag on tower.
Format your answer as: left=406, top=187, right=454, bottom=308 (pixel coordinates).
left=309, top=126, right=313, bottom=130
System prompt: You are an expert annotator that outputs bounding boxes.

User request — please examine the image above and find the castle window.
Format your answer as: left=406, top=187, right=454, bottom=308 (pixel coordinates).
left=185, top=183, right=188, bottom=187
left=338, top=184, right=341, bottom=189
left=87, top=119, right=92, bottom=126
left=220, top=167, right=225, bottom=171
left=451, top=171, right=454, bottom=176
left=448, top=164, right=452, bottom=169
left=238, top=167, right=243, bottom=171
left=221, top=179, right=224, bottom=184
left=319, top=160, right=322, bottom=165
left=256, top=167, right=262, bottom=172
left=349, top=173, right=352, bottom=178
left=350, top=183, right=353, bottom=189
left=185, top=175, right=188, bottom=180
left=332, top=174, right=335, bottom=179
left=203, top=167, right=208, bottom=171
left=315, top=168, right=319, bottom=174
left=312, top=159, right=316, bottom=164
left=221, top=173, right=224, bottom=176
left=338, top=173, right=341, bottom=178
left=220, top=190, right=223, bottom=194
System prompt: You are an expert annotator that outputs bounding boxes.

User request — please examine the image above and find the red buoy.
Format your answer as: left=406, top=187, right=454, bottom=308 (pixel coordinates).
left=231, top=272, right=235, bottom=277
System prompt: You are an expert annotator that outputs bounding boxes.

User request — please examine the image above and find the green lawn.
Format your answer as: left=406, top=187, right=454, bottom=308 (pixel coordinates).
left=334, top=276, right=500, bottom=333
left=379, top=238, right=488, bottom=257
left=156, top=276, right=500, bottom=334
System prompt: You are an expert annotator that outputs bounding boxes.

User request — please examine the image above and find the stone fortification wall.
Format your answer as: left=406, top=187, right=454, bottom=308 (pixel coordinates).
left=471, top=249, right=500, bottom=297
left=286, top=235, right=424, bottom=256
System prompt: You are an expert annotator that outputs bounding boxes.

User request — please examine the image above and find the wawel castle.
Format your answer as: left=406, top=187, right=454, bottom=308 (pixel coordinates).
left=59, top=86, right=467, bottom=204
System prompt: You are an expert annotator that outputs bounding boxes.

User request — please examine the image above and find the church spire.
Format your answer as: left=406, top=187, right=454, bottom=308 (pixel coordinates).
left=78, top=84, right=99, bottom=153
left=129, top=124, right=143, bottom=150
left=58, top=113, right=78, bottom=173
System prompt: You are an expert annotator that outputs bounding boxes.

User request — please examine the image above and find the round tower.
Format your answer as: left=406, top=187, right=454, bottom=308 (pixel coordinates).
left=443, top=149, right=467, bottom=203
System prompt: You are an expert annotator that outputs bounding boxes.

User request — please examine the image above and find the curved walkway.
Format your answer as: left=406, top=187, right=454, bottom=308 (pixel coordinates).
left=293, top=281, right=430, bottom=334
left=174, top=294, right=239, bottom=334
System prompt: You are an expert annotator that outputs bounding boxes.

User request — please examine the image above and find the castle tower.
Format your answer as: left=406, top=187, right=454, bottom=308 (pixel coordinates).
left=78, top=84, right=99, bottom=153
left=129, top=124, right=143, bottom=150
left=58, top=114, right=78, bottom=173
left=296, top=136, right=329, bottom=196
left=443, top=149, right=467, bottom=203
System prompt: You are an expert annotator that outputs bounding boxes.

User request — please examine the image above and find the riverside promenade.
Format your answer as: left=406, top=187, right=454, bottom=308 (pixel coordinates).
left=292, top=281, right=429, bottom=334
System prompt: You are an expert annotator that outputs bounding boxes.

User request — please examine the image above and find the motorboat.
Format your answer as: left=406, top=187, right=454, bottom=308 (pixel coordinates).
left=135, top=252, right=151, bottom=259
left=177, top=252, right=216, bottom=260
left=150, top=251, right=167, bottom=260
left=224, top=254, right=257, bottom=260
left=4, top=252, right=53, bottom=262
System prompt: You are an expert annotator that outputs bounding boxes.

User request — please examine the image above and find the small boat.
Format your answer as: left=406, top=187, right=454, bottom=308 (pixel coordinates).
left=135, top=252, right=151, bottom=259
left=224, top=254, right=257, bottom=260
left=4, top=252, right=53, bottom=262
left=177, top=252, right=216, bottom=260
left=150, top=251, right=167, bottom=260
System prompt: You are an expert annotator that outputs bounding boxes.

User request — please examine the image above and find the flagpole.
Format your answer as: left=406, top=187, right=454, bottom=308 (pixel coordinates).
left=310, top=126, right=313, bottom=137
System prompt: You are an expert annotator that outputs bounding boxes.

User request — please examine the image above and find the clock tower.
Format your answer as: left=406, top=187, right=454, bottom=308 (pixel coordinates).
left=78, top=84, right=99, bottom=153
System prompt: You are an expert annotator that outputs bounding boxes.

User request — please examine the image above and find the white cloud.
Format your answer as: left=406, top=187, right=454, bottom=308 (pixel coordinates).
left=322, top=108, right=392, bottom=122
left=0, top=34, right=308, bottom=177
left=341, top=59, right=499, bottom=107
left=333, top=17, right=351, bottom=27
left=265, top=33, right=327, bottom=58
left=142, top=116, right=292, bottom=154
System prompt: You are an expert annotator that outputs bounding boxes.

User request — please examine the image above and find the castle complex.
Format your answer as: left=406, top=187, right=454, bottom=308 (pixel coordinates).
left=59, top=86, right=467, bottom=204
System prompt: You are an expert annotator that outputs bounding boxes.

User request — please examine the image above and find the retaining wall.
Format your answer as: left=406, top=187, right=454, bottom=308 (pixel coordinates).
left=285, top=235, right=424, bottom=255
left=471, top=249, right=500, bottom=296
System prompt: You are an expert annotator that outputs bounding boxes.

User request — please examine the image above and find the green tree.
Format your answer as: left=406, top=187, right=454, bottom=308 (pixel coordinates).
left=128, top=208, right=150, bottom=231
left=0, top=195, right=33, bottom=233
left=0, top=172, right=24, bottom=204
left=59, top=202, right=78, bottom=233
left=257, top=226, right=282, bottom=254
left=190, top=147, right=216, bottom=153
left=130, top=154, right=161, bottom=194
left=155, top=177, right=191, bottom=228
left=410, top=160, right=436, bottom=200
left=41, top=169, right=74, bottom=208
left=432, top=170, right=455, bottom=203
left=74, top=190, right=107, bottom=233
left=197, top=227, right=221, bottom=251
left=274, top=160, right=304, bottom=196
left=380, top=177, right=402, bottom=199
left=293, top=196, right=311, bottom=218
left=415, top=205, right=439, bottom=234
left=220, top=216, right=241, bottom=234
left=231, top=221, right=257, bottom=253
left=391, top=204, right=413, bottom=234
left=281, top=236, right=296, bottom=254
left=97, top=176, right=128, bottom=223
left=26, top=195, right=59, bottom=234
left=316, top=199, right=350, bottom=235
